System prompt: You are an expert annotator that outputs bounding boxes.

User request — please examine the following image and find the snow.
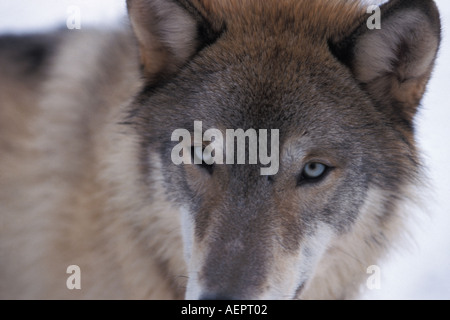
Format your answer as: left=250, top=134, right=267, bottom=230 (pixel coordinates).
left=0, top=0, right=449, bottom=300
left=0, top=0, right=126, bottom=33
left=363, top=0, right=450, bottom=300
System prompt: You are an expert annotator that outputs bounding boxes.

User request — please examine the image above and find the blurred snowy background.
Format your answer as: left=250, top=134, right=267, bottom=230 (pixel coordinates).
left=0, top=0, right=448, bottom=300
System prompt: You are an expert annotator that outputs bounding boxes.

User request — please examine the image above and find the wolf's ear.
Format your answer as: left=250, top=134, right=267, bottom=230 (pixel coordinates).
left=127, top=0, right=222, bottom=82
left=330, top=0, right=441, bottom=125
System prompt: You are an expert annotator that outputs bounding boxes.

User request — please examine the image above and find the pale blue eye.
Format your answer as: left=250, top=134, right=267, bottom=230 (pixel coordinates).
left=303, top=162, right=327, bottom=179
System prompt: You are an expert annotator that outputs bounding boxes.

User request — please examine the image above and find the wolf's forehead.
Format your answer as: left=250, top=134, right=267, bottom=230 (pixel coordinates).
left=198, top=77, right=361, bottom=134
left=203, top=0, right=364, bottom=40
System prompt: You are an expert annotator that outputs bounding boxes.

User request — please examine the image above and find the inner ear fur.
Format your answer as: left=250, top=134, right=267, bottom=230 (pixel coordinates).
left=330, top=0, right=441, bottom=126
left=127, top=0, right=223, bottom=83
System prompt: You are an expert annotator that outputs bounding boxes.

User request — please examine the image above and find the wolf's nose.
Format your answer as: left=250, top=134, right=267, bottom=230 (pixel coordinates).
left=200, top=294, right=236, bottom=300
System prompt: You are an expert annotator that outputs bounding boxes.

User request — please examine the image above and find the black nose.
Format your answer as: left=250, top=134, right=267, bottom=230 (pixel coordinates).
left=200, top=294, right=236, bottom=300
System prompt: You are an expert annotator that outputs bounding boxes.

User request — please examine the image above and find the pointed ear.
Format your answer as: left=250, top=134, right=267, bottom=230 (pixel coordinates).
left=330, top=0, right=441, bottom=125
left=127, top=0, right=222, bottom=82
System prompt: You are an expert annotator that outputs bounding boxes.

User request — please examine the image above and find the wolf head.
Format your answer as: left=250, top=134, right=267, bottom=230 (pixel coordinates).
left=126, top=0, right=441, bottom=299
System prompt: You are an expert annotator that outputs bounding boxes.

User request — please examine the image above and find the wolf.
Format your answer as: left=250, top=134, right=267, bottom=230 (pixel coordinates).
left=0, top=0, right=441, bottom=299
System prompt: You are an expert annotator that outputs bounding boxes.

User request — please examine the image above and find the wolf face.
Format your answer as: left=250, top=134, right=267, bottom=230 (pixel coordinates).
left=127, top=0, right=441, bottom=299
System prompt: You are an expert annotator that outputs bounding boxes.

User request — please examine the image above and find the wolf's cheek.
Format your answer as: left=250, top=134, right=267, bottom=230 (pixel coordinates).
left=179, top=206, right=195, bottom=263
left=179, top=206, right=208, bottom=300
left=255, top=221, right=337, bottom=300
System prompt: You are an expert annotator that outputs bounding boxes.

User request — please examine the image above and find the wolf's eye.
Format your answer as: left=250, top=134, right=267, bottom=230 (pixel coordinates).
left=192, top=146, right=214, bottom=174
left=298, top=162, right=329, bottom=186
